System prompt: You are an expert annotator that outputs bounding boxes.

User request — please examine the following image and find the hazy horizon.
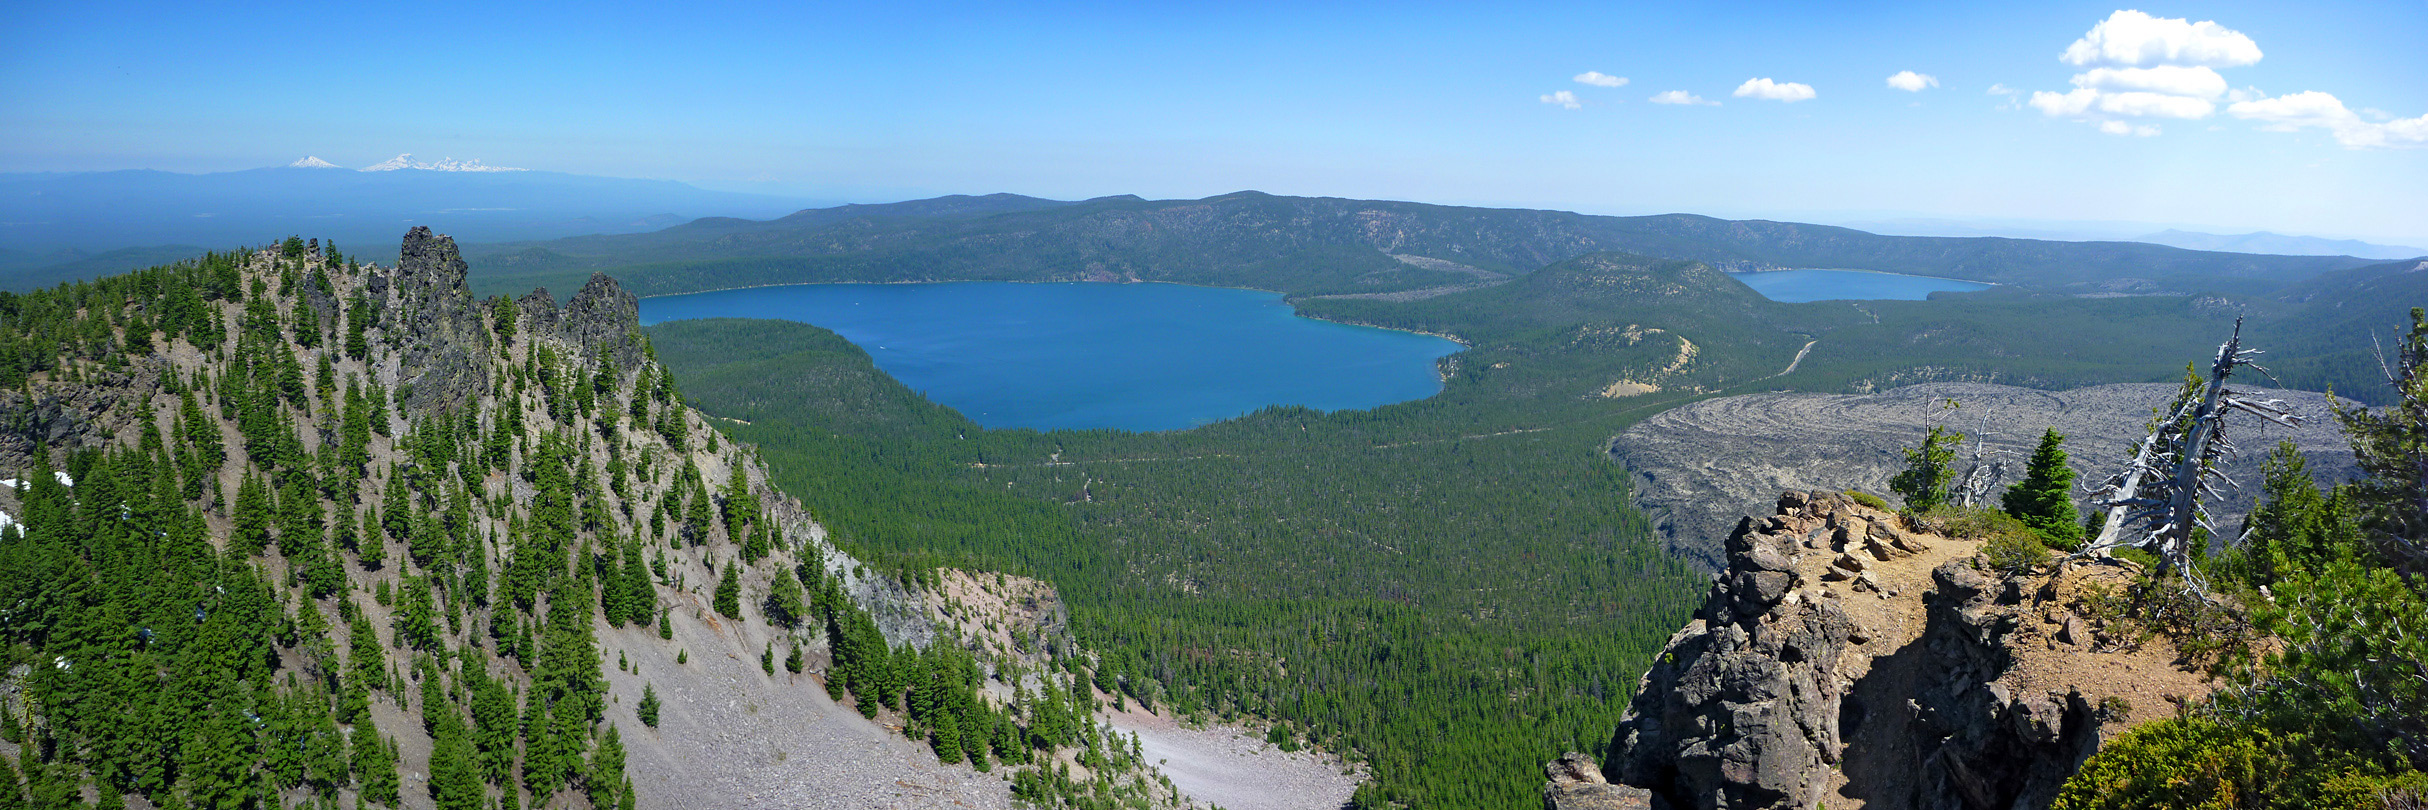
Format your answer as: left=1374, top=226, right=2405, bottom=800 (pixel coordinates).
left=4, top=2, right=2423, bottom=245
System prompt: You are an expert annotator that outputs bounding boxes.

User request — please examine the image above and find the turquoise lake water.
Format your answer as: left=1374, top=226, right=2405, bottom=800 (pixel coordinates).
left=638, top=282, right=1465, bottom=433
left=1726, top=268, right=1992, bottom=302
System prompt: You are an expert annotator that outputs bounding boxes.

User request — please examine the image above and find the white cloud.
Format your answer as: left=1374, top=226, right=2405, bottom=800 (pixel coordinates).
left=1573, top=71, right=1627, bottom=88
left=1886, top=71, right=1939, bottom=92
left=2031, top=86, right=2212, bottom=121
left=1988, top=84, right=2022, bottom=110
left=2026, top=11, right=2258, bottom=136
left=2073, top=65, right=2227, bottom=99
left=1650, top=90, right=1717, bottom=106
left=2028, top=88, right=2097, bottom=117
left=2098, top=120, right=2162, bottom=137
left=1733, top=78, right=1815, bottom=102
left=2060, top=9, right=2261, bottom=68
left=1539, top=90, right=1582, bottom=110
left=2230, top=91, right=2428, bottom=149
left=2097, top=91, right=2215, bottom=119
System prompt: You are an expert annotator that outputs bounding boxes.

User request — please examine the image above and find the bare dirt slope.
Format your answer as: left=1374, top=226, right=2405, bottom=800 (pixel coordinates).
left=1098, top=705, right=1360, bottom=810
left=1613, top=382, right=2356, bottom=571
left=609, top=586, right=1012, bottom=810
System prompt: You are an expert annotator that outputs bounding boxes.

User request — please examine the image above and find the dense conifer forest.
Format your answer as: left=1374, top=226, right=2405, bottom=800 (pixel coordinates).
left=0, top=236, right=1188, bottom=810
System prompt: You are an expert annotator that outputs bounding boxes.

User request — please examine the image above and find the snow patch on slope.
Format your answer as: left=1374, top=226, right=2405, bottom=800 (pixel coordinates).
left=358, top=153, right=528, bottom=172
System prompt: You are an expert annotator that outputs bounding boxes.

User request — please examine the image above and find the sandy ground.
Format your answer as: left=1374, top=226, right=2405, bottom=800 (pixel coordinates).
left=1098, top=704, right=1361, bottom=810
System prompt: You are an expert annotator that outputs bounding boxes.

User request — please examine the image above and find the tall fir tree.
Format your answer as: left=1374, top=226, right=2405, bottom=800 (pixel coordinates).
left=2001, top=428, right=2081, bottom=547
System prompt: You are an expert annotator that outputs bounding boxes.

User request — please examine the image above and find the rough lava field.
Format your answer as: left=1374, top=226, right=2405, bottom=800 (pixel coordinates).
left=1614, top=382, right=2359, bottom=572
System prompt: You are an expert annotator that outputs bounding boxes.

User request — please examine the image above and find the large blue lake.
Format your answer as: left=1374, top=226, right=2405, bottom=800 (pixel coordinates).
left=638, top=282, right=1464, bottom=433
left=1727, top=268, right=1992, bottom=302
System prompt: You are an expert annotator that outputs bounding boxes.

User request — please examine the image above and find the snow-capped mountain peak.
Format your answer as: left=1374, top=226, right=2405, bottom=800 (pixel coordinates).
left=358, top=153, right=528, bottom=173
left=287, top=156, right=343, bottom=169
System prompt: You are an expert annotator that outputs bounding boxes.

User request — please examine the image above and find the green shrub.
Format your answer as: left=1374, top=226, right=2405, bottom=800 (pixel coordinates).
left=1845, top=490, right=1889, bottom=510
left=2055, top=714, right=2428, bottom=810
left=1982, top=530, right=2052, bottom=576
left=1920, top=504, right=2030, bottom=541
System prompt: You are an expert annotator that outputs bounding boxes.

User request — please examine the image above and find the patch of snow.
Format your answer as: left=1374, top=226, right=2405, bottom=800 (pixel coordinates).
left=288, top=156, right=343, bottom=169
left=2, top=472, right=70, bottom=489
left=359, top=153, right=528, bottom=172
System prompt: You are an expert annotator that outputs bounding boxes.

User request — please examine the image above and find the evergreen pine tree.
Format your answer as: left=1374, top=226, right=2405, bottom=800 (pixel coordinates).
left=353, top=724, right=399, bottom=807
left=713, top=563, right=742, bottom=620
left=426, top=713, right=484, bottom=810
left=637, top=683, right=661, bottom=728
left=231, top=472, right=273, bottom=555
left=586, top=725, right=626, bottom=810
left=1890, top=424, right=1963, bottom=512
left=2001, top=428, right=2081, bottom=548
left=357, top=507, right=386, bottom=570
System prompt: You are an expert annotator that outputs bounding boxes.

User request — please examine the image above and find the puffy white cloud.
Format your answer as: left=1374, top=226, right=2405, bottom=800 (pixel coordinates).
left=1733, top=78, right=1816, bottom=102
left=1573, top=71, right=1627, bottom=88
left=1540, top=90, right=1582, bottom=110
left=2026, top=10, right=2260, bottom=136
left=1886, top=71, right=1939, bottom=92
left=2098, top=120, right=2162, bottom=137
left=2031, top=86, right=2212, bottom=121
left=2230, top=91, right=2428, bottom=149
left=2061, top=10, right=2261, bottom=68
left=2073, top=65, right=2227, bottom=99
left=2028, top=88, right=2097, bottom=117
left=1649, top=90, right=1717, bottom=106
left=2097, top=91, right=2215, bottom=119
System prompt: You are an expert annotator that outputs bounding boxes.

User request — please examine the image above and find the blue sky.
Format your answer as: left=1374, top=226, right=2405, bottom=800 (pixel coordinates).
left=3, top=1, right=2423, bottom=243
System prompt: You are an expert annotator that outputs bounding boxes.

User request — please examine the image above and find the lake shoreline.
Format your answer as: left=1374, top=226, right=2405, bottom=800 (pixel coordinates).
left=638, top=281, right=1462, bottom=432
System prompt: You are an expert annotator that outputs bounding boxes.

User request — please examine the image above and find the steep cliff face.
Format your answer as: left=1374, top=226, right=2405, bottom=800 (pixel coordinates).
left=1573, top=492, right=2213, bottom=810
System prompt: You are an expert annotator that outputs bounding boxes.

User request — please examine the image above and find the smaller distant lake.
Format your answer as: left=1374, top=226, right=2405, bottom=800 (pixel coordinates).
left=638, top=282, right=1464, bottom=433
left=1727, top=268, right=1992, bottom=302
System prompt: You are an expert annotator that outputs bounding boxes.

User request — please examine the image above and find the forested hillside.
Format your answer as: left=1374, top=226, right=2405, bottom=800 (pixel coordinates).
left=0, top=233, right=1184, bottom=810
left=460, top=192, right=2369, bottom=300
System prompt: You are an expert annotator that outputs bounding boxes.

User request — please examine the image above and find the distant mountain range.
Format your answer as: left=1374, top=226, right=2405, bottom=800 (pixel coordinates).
left=2132, top=229, right=2427, bottom=261
left=0, top=159, right=830, bottom=276
left=458, top=191, right=2375, bottom=299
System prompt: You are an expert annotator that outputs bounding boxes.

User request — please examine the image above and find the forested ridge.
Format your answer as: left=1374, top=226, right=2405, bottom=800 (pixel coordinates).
left=456, top=191, right=2370, bottom=301
left=0, top=234, right=1189, bottom=810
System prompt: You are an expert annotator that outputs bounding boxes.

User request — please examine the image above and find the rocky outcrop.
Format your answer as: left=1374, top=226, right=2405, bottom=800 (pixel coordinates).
left=1892, top=562, right=2105, bottom=810
left=377, top=226, right=489, bottom=411
left=1546, top=753, right=1656, bottom=810
left=517, top=287, right=561, bottom=337
left=1604, top=492, right=1859, bottom=810
left=510, top=274, right=648, bottom=372
left=561, top=272, right=647, bottom=371
left=1581, top=491, right=2200, bottom=810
